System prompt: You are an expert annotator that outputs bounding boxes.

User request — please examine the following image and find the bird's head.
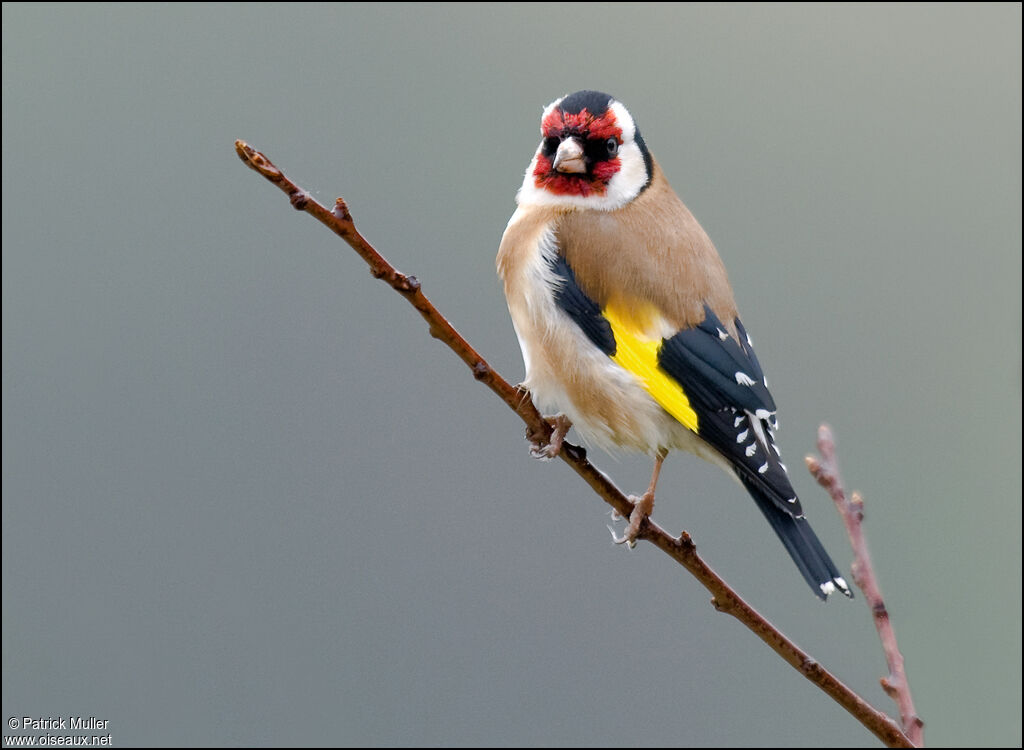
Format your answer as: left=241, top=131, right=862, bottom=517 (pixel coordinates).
left=517, top=90, right=653, bottom=212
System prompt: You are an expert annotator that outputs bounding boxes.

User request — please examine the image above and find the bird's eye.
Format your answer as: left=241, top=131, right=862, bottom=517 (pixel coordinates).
left=606, top=138, right=619, bottom=156
left=542, top=137, right=560, bottom=156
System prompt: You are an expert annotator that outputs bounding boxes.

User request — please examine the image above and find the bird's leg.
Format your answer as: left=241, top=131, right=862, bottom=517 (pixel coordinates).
left=528, top=414, right=572, bottom=460
left=613, top=449, right=667, bottom=548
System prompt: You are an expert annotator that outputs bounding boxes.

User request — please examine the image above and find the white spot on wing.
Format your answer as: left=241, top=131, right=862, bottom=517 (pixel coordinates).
left=734, top=415, right=745, bottom=428
left=745, top=443, right=757, bottom=457
left=717, top=328, right=729, bottom=341
left=746, top=411, right=770, bottom=452
left=736, top=429, right=749, bottom=442
left=735, top=372, right=756, bottom=386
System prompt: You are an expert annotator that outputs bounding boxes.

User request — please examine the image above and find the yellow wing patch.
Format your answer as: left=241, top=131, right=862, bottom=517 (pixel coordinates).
left=602, top=306, right=699, bottom=433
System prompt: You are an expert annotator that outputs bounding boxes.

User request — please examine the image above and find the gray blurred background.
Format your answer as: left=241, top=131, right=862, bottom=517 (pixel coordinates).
left=3, top=3, right=1020, bottom=747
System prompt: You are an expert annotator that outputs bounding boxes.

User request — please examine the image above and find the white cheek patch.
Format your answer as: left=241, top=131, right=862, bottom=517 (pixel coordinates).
left=608, top=101, right=636, bottom=141
left=604, top=140, right=649, bottom=207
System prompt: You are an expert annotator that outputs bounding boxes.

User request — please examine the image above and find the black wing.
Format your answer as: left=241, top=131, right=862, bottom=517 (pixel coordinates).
left=657, top=306, right=800, bottom=513
left=658, top=306, right=849, bottom=598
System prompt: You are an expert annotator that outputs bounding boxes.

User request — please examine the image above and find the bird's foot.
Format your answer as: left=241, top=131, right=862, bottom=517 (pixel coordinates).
left=528, top=414, right=571, bottom=461
left=609, top=491, right=655, bottom=548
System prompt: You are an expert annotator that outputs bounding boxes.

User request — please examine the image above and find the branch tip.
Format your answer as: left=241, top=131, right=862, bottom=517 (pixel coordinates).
left=234, top=140, right=282, bottom=180
left=809, top=423, right=922, bottom=746
left=234, top=139, right=252, bottom=160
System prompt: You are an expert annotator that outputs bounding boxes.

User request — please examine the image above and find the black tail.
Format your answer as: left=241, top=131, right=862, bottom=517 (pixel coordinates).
left=738, top=475, right=852, bottom=600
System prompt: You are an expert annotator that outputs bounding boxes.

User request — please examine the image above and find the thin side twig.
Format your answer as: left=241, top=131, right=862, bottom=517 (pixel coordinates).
left=807, top=424, right=924, bottom=746
left=235, top=140, right=914, bottom=748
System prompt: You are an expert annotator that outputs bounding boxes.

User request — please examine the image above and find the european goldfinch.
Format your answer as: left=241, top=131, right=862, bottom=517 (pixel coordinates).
left=497, top=90, right=851, bottom=599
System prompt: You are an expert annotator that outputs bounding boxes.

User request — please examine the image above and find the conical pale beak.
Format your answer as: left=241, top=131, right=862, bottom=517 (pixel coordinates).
left=552, top=138, right=586, bottom=173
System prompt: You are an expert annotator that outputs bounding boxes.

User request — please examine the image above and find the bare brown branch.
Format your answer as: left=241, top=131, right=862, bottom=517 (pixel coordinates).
left=807, top=424, right=924, bottom=746
left=235, top=140, right=915, bottom=748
